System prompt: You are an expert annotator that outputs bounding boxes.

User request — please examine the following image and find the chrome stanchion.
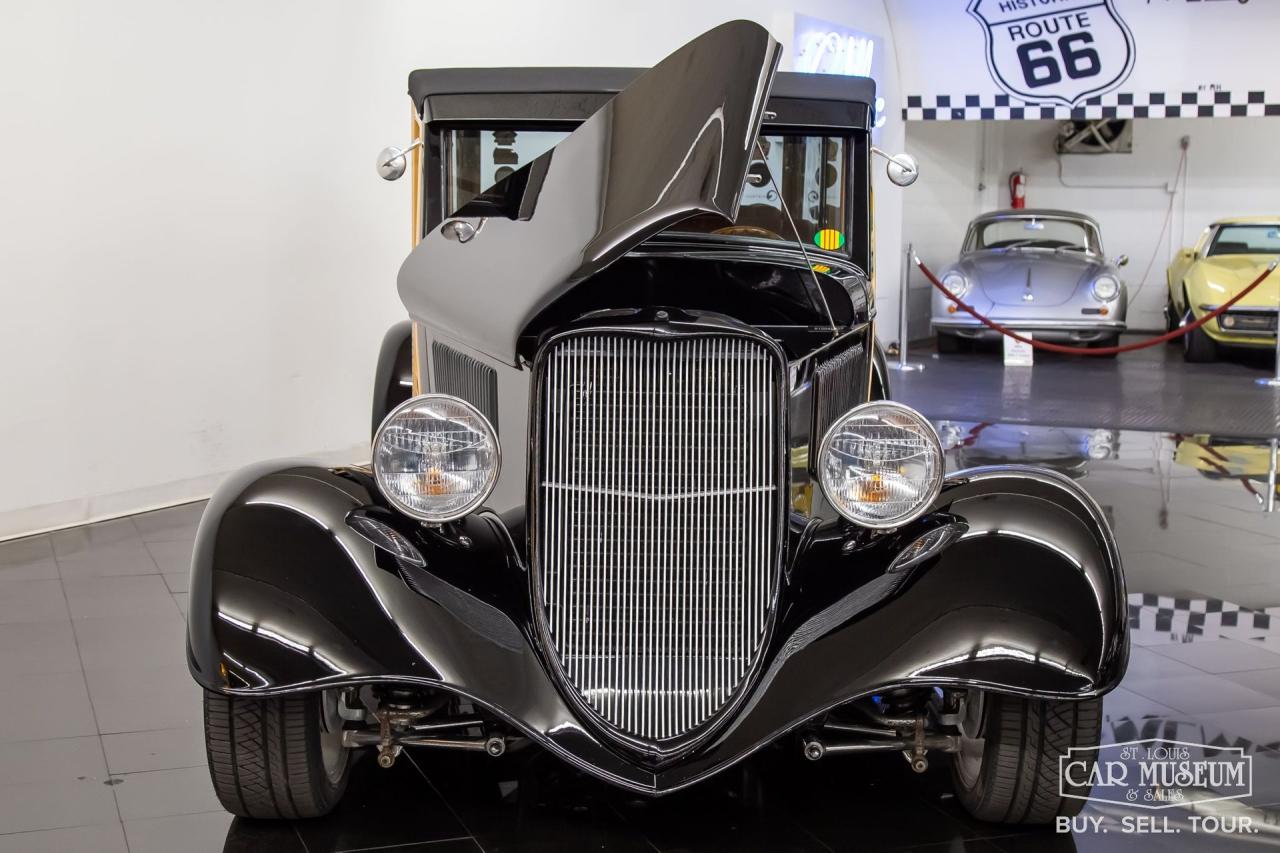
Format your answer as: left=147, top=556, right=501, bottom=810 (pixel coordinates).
left=1256, top=261, right=1280, bottom=388
left=889, top=242, right=924, bottom=372
left=1266, top=437, right=1277, bottom=514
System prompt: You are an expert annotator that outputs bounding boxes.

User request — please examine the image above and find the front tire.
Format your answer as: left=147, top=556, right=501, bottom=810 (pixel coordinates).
left=1182, top=312, right=1218, bottom=363
left=951, top=692, right=1101, bottom=825
left=204, top=689, right=352, bottom=819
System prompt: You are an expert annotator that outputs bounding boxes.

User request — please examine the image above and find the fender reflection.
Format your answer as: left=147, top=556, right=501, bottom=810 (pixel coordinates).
left=188, top=462, right=1126, bottom=795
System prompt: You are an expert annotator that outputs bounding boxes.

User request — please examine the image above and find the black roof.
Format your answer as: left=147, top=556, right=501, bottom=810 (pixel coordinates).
left=407, top=68, right=876, bottom=130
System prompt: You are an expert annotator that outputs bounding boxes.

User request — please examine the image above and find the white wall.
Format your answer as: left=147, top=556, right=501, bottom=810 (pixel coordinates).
left=995, top=118, right=1280, bottom=330
left=900, top=121, right=997, bottom=338
left=0, top=0, right=901, bottom=539
left=901, top=116, right=1280, bottom=335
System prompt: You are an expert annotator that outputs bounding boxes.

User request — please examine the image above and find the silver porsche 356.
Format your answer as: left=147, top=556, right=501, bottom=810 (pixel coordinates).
left=187, top=21, right=1127, bottom=826
left=931, top=209, right=1130, bottom=354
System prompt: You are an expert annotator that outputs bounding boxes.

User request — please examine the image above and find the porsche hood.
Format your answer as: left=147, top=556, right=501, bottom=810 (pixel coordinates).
left=962, top=252, right=1103, bottom=308
left=397, top=20, right=782, bottom=365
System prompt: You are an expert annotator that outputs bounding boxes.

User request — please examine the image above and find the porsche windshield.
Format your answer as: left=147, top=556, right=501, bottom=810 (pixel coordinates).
left=442, top=128, right=852, bottom=255
left=1208, top=224, right=1280, bottom=256
left=967, top=217, right=1100, bottom=255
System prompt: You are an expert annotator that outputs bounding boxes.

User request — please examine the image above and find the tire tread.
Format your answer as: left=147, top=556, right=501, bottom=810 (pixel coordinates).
left=953, top=694, right=1101, bottom=825
left=203, top=690, right=348, bottom=819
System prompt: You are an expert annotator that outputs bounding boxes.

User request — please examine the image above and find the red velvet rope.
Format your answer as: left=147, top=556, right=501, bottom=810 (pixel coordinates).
left=915, top=256, right=1277, bottom=356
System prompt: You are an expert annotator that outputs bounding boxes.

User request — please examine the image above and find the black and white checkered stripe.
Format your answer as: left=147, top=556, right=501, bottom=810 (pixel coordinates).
left=903, top=91, right=1280, bottom=121
left=1127, top=592, right=1278, bottom=642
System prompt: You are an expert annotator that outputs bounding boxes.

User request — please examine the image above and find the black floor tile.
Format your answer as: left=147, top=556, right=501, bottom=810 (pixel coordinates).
left=412, top=749, right=655, bottom=853
left=219, top=817, right=308, bottom=852
left=292, top=756, right=469, bottom=852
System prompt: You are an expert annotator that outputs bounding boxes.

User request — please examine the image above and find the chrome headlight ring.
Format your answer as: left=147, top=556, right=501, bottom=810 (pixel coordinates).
left=817, top=401, right=945, bottom=530
left=1091, top=274, right=1120, bottom=302
left=941, top=271, right=970, bottom=299
left=372, top=393, right=501, bottom=524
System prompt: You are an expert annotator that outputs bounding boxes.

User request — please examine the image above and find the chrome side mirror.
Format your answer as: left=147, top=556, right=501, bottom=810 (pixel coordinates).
left=871, top=147, right=919, bottom=187
left=1113, top=254, right=1130, bottom=268
left=376, top=140, right=423, bottom=182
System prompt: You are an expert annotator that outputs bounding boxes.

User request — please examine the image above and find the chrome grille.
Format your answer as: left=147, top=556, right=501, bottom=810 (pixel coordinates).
left=536, top=332, right=780, bottom=742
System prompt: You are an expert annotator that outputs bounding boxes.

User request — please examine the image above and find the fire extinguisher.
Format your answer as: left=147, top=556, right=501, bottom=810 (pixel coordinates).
left=1009, top=170, right=1027, bottom=209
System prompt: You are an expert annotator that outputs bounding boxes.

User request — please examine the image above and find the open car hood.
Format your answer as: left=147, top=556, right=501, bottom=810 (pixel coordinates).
left=397, top=20, right=782, bottom=365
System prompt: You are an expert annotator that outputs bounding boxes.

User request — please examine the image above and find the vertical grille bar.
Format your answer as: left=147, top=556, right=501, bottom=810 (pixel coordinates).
left=536, top=332, right=779, bottom=742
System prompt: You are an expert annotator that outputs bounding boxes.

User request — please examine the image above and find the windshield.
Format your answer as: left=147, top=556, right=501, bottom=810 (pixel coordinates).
left=1208, top=224, right=1280, bottom=256
left=967, top=217, right=1100, bottom=255
left=441, top=128, right=852, bottom=256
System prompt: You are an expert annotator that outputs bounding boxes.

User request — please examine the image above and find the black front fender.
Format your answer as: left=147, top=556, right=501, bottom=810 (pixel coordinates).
left=188, top=462, right=1125, bottom=795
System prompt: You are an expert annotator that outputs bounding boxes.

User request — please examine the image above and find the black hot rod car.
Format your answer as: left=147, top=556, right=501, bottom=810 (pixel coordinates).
left=188, top=21, right=1127, bottom=825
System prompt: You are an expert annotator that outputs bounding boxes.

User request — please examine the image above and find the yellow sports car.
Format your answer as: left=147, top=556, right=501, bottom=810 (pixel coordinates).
left=1165, top=216, right=1280, bottom=362
left=1173, top=434, right=1279, bottom=503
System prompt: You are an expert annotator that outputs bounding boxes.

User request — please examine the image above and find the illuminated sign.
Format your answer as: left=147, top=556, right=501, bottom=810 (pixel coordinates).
left=794, top=15, right=879, bottom=78
left=793, top=15, right=884, bottom=128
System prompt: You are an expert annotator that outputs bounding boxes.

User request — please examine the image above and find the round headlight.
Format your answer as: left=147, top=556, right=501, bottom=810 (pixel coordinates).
left=818, top=401, right=944, bottom=529
left=1091, top=275, right=1120, bottom=302
left=372, top=394, right=500, bottom=523
left=941, top=272, right=970, bottom=298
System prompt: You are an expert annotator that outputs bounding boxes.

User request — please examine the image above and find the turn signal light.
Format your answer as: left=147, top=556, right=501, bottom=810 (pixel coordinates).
left=947, top=304, right=958, bottom=314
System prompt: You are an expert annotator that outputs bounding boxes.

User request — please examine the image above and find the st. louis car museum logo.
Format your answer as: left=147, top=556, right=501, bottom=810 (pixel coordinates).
left=968, top=0, right=1136, bottom=107
left=1060, top=739, right=1252, bottom=811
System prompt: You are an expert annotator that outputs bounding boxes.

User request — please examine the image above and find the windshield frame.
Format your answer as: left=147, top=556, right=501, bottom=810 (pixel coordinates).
left=423, top=121, right=870, bottom=272
left=1206, top=223, right=1280, bottom=257
left=964, top=215, right=1102, bottom=257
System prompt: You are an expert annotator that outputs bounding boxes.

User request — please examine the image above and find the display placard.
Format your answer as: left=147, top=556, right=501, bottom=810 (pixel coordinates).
left=1003, top=332, right=1034, bottom=367
left=889, top=0, right=1280, bottom=120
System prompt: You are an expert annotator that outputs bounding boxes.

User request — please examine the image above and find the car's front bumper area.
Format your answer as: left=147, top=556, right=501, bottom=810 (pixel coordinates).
left=188, top=461, right=1127, bottom=796
left=1196, top=305, right=1278, bottom=348
left=933, top=317, right=1126, bottom=344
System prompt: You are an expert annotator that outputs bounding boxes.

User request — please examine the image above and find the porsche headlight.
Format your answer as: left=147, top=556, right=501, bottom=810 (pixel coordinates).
left=818, top=402, right=944, bottom=529
left=1091, top=275, right=1120, bottom=302
left=941, top=272, right=970, bottom=298
left=373, top=394, right=500, bottom=523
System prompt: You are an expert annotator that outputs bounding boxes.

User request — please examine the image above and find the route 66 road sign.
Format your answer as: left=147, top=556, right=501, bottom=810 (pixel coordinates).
left=968, top=0, right=1135, bottom=107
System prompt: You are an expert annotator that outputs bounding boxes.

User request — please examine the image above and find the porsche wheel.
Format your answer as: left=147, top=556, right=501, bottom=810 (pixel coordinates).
left=204, top=689, right=352, bottom=819
left=1182, top=311, right=1218, bottom=363
left=951, top=692, right=1100, bottom=825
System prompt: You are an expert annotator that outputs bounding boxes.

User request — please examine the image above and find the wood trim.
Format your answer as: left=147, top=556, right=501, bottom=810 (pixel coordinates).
left=410, top=106, right=424, bottom=394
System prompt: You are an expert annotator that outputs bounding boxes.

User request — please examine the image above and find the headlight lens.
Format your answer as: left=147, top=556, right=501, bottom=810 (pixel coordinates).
left=941, top=272, right=970, bottom=298
left=372, top=394, right=500, bottom=523
left=1091, top=275, right=1120, bottom=302
left=818, top=402, right=944, bottom=529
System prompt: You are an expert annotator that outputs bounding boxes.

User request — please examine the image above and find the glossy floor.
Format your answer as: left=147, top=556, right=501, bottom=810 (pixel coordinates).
left=0, top=427, right=1277, bottom=852
left=896, top=335, right=1280, bottom=437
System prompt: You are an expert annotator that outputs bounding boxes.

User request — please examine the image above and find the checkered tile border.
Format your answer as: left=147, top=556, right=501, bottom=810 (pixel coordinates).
left=903, top=91, right=1280, bottom=121
left=1127, top=592, right=1279, bottom=641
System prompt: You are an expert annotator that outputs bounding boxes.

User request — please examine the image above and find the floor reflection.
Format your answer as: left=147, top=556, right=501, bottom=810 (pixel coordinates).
left=218, top=426, right=1280, bottom=851
left=3, top=422, right=1273, bottom=851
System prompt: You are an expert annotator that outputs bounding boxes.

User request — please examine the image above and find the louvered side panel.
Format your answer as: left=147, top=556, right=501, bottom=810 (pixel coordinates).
left=432, top=341, right=499, bottom=428
left=813, top=342, right=865, bottom=443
